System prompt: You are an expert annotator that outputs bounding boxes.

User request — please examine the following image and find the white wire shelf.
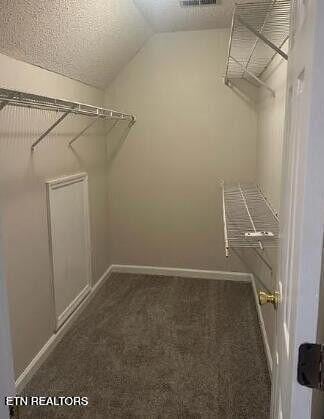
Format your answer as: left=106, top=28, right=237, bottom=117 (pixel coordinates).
left=222, top=183, right=279, bottom=257
left=225, top=0, right=291, bottom=95
left=0, top=87, right=136, bottom=150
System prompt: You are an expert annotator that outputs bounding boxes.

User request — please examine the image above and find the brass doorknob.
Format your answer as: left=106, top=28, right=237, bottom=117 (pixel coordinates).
left=258, top=291, right=281, bottom=309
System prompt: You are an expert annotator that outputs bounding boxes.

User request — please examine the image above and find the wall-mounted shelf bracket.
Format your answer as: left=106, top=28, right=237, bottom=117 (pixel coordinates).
left=69, top=116, right=99, bottom=147
left=238, top=16, right=288, bottom=61
left=229, top=55, right=275, bottom=97
left=106, top=120, right=119, bottom=136
left=69, top=115, right=136, bottom=147
left=232, top=247, right=272, bottom=293
left=129, top=116, right=136, bottom=127
left=252, top=247, right=273, bottom=274
left=31, top=111, right=71, bottom=151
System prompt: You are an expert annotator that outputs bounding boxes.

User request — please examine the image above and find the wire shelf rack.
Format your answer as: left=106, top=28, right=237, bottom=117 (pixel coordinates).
left=0, top=87, right=136, bottom=150
left=225, top=0, right=291, bottom=94
left=222, top=183, right=279, bottom=257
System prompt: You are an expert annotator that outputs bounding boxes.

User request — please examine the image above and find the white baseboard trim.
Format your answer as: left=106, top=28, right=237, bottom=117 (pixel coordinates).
left=56, top=284, right=91, bottom=330
left=110, top=264, right=252, bottom=282
left=15, top=265, right=114, bottom=393
left=251, top=275, right=273, bottom=376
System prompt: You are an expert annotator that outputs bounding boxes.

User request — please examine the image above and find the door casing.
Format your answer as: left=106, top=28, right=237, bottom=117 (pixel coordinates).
left=272, top=1, right=324, bottom=418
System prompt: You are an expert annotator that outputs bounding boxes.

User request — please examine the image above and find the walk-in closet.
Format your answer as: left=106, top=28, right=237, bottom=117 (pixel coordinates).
left=1, top=1, right=324, bottom=418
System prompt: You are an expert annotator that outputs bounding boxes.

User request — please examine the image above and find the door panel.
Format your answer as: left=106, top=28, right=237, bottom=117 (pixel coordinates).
left=47, top=173, right=91, bottom=330
left=273, top=0, right=324, bottom=418
left=311, top=242, right=324, bottom=417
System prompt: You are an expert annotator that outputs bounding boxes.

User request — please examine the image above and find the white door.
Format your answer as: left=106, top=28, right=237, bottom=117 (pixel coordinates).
left=272, top=1, right=324, bottom=418
left=47, top=173, right=92, bottom=330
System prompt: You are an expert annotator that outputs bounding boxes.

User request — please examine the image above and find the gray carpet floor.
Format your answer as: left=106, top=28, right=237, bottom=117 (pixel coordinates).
left=21, top=273, right=270, bottom=418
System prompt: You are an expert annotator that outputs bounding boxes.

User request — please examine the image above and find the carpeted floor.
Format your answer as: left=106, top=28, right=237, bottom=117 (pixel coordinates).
left=20, top=273, right=270, bottom=418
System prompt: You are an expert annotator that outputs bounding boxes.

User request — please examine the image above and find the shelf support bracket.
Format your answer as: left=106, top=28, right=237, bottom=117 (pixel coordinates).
left=129, top=116, right=136, bottom=128
left=252, top=248, right=273, bottom=274
left=232, top=248, right=271, bottom=294
left=238, top=16, right=288, bottom=61
left=31, top=111, right=71, bottom=151
left=69, top=117, right=99, bottom=146
left=106, top=120, right=119, bottom=136
left=230, top=56, right=275, bottom=97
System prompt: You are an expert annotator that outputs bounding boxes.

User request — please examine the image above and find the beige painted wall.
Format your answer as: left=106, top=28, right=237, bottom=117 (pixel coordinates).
left=252, top=46, right=288, bottom=364
left=1, top=28, right=284, bottom=384
left=104, top=29, right=258, bottom=271
left=0, top=53, right=111, bottom=378
left=257, top=49, right=288, bottom=214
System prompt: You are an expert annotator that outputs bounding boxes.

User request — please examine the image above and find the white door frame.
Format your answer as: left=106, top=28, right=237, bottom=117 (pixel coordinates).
left=46, top=172, right=92, bottom=331
left=0, top=255, right=15, bottom=419
left=272, top=1, right=324, bottom=418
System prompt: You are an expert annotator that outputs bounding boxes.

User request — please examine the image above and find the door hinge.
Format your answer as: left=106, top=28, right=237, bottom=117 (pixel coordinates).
left=9, top=405, right=20, bottom=418
left=298, top=343, right=324, bottom=391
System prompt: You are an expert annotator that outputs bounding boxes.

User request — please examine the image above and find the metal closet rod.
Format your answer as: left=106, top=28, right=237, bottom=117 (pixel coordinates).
left=0, top=88, right=136, bottom=150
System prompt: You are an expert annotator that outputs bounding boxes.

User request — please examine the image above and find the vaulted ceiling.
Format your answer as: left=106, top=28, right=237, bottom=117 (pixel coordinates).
left=0, top=0, right=152, bottom=88
left=0, top=0, right=237, bottom=88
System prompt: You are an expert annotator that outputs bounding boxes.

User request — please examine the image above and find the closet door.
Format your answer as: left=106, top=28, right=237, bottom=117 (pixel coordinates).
left=47, top=173, right=92, bottom=330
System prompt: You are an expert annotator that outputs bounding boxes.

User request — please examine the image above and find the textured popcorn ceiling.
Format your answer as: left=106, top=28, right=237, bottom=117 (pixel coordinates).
left=133, top=0, right=236, bottom=32
left=0, top=0, right=244, bottom=88
left=0, top=0, right=153, bottom=88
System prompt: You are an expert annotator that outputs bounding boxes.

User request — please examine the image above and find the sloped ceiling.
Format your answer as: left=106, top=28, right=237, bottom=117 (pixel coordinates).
left=0, top=0, right=239, bottom=89
left=133, top=0, right=235, bottom=32
left=0, top=0, right=153, bottom=88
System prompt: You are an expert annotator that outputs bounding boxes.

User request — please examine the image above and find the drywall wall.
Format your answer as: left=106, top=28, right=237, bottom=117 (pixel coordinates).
left=0, top=53, right=113, bottom=378
left=104, top=29, right=257, bottom=271
left=257, top=51, right=288, bottom=214
left=251, top=45, right=288, bottom=365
